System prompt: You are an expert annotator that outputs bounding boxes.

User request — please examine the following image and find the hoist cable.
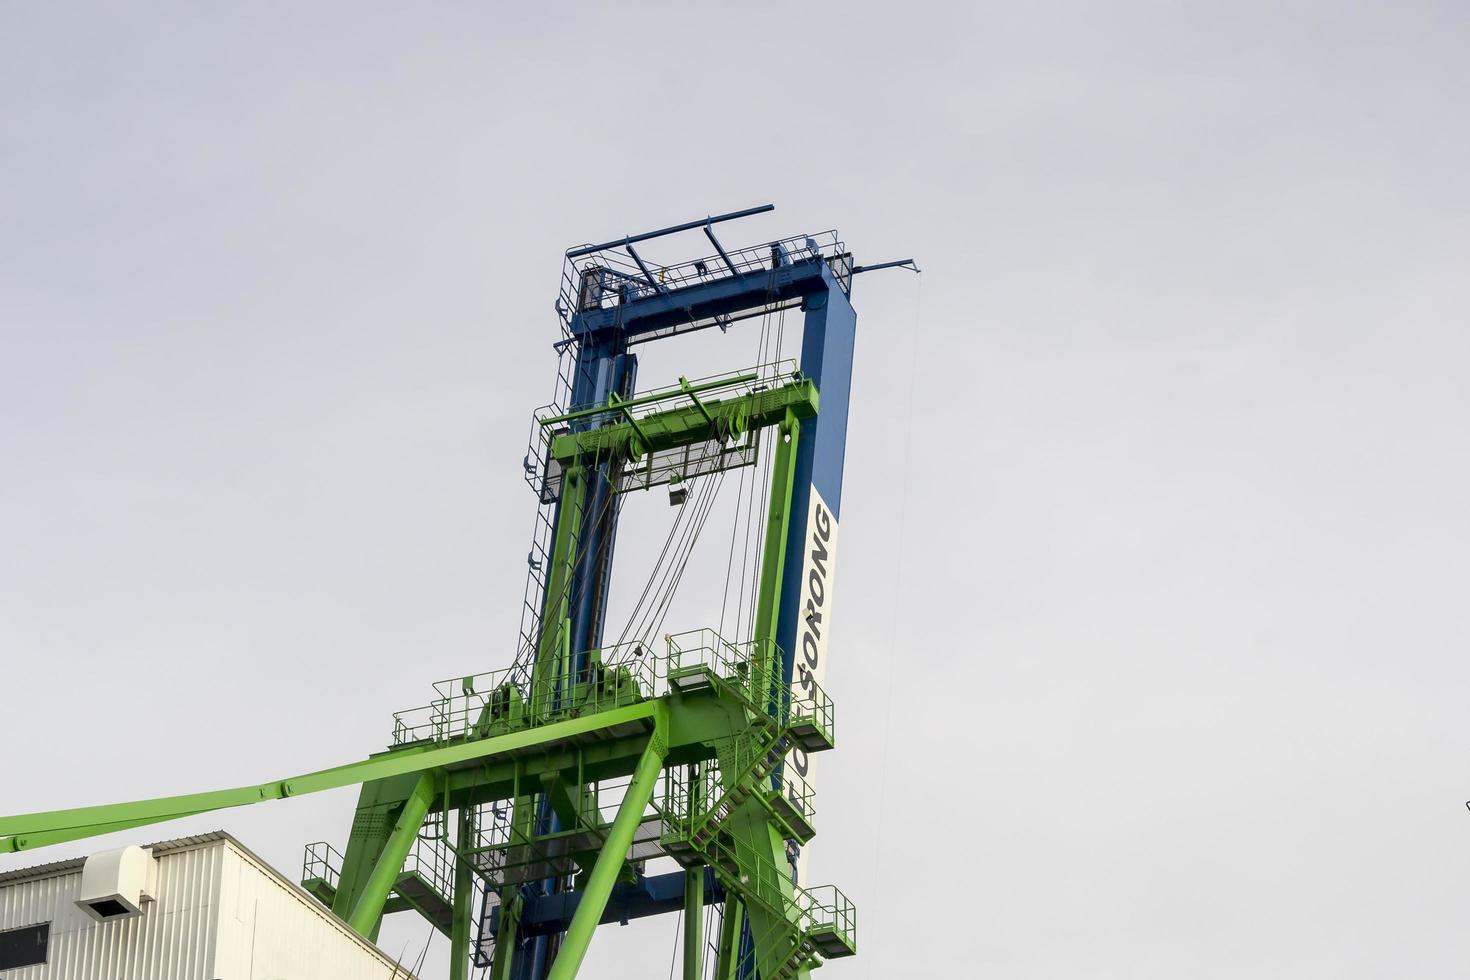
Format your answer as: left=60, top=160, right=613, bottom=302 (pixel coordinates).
left=717, top=461, right=747, bottom=640
left=617, top=469, right=712, bottom=650
left=633, top=470, right=722, bottom=648
left=612, top=475, right=695, bottom=652
left=625, top=472, right=714, bottom=647
left=643, top=469, right=727, bottom=646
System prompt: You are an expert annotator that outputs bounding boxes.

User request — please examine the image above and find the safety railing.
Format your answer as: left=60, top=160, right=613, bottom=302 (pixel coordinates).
left=796, top=883, right=858, bottom=953
left=391, top=628, right=802, bottom=747
left=788, top=672, right=835, bottom=750
left=767, top=768, right=816, bottom=839
left=400, top=835, right=455, bottom=903
left=666, top=628, right=785, bottom=716
left=556, top=231, right=845, bottom=331
left=659, top=761, right=723, bottom=835
left=391, top=640, right=658, bottom=745
left=302, top=841, right=343, bottom=890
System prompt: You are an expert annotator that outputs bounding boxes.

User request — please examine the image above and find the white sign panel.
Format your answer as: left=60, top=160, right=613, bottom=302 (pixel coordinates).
left=786, top=484, right=838, bottom=886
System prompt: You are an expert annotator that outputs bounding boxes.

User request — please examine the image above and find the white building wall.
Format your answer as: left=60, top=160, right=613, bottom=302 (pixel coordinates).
left=211, top=842, right=408, bottom=980
left=0, top=834, right=412, bottom=980
left=0, top=843, right=219, bottom=980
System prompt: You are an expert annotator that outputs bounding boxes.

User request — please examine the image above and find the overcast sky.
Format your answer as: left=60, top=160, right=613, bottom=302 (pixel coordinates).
left=3, top=2, right=1469, bottom=977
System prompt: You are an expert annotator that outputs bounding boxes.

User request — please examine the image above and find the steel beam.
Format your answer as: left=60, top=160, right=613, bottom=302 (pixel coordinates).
left=546, top=709, right=669, bottom=980
left=347, top=771, right=435, bottom=936
left=568, top=259, right=833, bottom=341
left=550, top=380, right=817, bottom=463
left=450, top=805, right=476, bottom=980
left=0, top=702, right=657, bottom=852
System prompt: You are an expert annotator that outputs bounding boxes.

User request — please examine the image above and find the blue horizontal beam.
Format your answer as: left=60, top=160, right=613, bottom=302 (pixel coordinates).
left=499, top=869, right=725, bottom=937
left=569, top=259, right=837, bottom=341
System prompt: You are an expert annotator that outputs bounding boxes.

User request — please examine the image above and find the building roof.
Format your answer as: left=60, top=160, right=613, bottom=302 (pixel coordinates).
left=0, top=830, right=417, bottom=977
left=0, top=830, right=247, bottom=887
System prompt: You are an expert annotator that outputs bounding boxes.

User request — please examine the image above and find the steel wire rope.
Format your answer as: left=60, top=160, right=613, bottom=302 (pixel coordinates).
left=409, top=919, right=434, bottom=978
left=704, top=903, right=718, bottom=980
left=611, top=471, right=696, bottom=652
left=641, top=468, right=728, bottom=647
left=751, top=306, right=787, bottom=628
left=729, top=304, right=776, bottom=642
left=614, top=502, right=687, bottom=646
left=667, top=904, right=683, bottom=980
left=742, top=306, right=786, bottom=640
left=616, top=468, right=713, bottom=651
left=630, top=469, right=722, bottom=648
left=717, top=460, right=748, bottom=640
left=741, top=397, right=776, bottom=643
left=716, top=301, right=771, bottom=645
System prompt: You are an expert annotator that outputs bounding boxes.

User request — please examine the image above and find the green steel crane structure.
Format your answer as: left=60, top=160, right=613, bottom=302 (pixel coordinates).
left=0, top=206, right=914, bottom=979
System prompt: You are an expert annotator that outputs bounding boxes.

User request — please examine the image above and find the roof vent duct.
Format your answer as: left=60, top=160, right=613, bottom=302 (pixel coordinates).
left=76, top=845, right=158, bottom=921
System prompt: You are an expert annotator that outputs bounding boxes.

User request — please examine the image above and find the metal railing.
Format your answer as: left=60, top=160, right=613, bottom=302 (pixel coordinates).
left=391, top=638, right=657, bottom=745
left=556, top=230, right=846, bottom=332
left=302, top=841, right=343, bottom=890
left=796, top=883, right=858, bottom=949
left=771, top=768, right=816, bottom=829
left=392, top=627, right=806, bottom=747
left=789, top=673, right=835, bottom=742
left=400, top=835, right=455, bottom=903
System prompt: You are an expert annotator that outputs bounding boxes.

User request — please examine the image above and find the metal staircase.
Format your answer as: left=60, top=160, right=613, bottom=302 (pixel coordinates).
left=655, top=632, right=854, bottom=979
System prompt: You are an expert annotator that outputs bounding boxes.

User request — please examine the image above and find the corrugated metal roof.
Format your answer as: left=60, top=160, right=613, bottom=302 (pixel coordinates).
left=0, top=830, right=416, bottom=979
left=0, top=830, right=237, bottom=887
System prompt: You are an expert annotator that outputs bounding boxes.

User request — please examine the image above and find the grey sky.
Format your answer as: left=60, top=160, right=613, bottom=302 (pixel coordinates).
left=3, top=2, right=1469, bottom=977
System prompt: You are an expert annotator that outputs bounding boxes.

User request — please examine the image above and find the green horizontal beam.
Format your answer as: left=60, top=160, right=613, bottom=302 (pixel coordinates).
left=0, top=808, right=216, bottom=855
left=0, top=702, right=657, bottom=854
left=441, top=683, right=754, bottom=808
left=551, top=378, right=818, bottom=462
left=539, top=373, right=757, bottom=427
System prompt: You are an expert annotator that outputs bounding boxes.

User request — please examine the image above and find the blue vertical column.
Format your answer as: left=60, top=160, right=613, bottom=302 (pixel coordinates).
left=515, top=329, right=635, bottom=980
left=565, top=338, right=637, bottom=665
left=735, top=266, right=857, bottom=980
left=775, top=266, right=857, bottom=693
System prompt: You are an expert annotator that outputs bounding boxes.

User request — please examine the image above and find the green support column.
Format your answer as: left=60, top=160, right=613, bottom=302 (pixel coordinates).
left=683, top=866, right=704, bottom=980
left=489, top=894, right=521, bottom=980
left=720, top=410, right=806, bottom=979
left=752, top=410, right=800, bottom=654
left=347, top=771, right=436, bottom=937
left=684, top=761, right=705, bottom=980
left=450, top=805, right=476, bottom=980
left=534, top=464, right=586, bottom=716
left=331, top=775, right=419, bottom=925
left=715, top=899, right=746, bottom=980
left=546, top=712, right=669, bottom=980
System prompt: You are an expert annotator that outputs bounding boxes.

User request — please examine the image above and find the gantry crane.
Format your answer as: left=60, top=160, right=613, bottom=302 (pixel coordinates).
left=0, top=205, right=915, bottom=979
